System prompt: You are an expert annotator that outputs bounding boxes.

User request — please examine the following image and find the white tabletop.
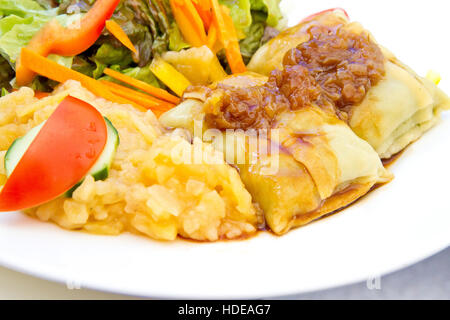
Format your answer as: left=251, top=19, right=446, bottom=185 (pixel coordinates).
left=0, top=247, right=448, bottom=299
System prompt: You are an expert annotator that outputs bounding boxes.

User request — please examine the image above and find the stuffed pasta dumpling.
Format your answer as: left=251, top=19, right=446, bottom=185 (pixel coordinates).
left=160, top=72, right=391, bottom=234
left=248, top=9, right=450, bottom=159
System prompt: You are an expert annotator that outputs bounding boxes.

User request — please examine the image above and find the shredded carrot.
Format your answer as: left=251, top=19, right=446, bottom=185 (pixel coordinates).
left=19, top=48, right=145, bottom=111
left=192, top=0, right=212, bottom=30
left=101, top=80, right=175, bottom=111
left=170, top=0, right=205, bottom=47
left=220, top=5, right=247, bottom=73
left=210, top=0, right=246, bottom=74
left=206, top=22, right=220, bottom=53
left=105, top=20, right=137, bottom=53
left=103, top=68, right=181, bottom=104
left=198, top=0, right=212, bottom=15
left=182, top=0, right=207, bottom=38
left=34, top=91, right=50, bottom=99
left=209, top=2, right=228, bottom=44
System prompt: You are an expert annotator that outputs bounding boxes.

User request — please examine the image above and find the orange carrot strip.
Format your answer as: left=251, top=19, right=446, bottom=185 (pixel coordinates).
left=220, top=5, right=246, bottom=73
left=103, top=68, right=180, bottom=104
left=104, top=88, right=170, bottom=116
left=192, top=0, right=212, bottom=30
left=19, top=48, right=145, bottom=110
left=207, top=22, right=219, bottom=52
left=34, top=91, right=50, bottom=99
left=198, top=0, right=211, bottom=13
left=210, top=1, right=246, bottom=74
left=170, top=0, right=204, bottom=47
left=101, top=80, right=175, bottom=111
left=182, top=0, right=207, bottom=39
left=210, top=2, right=229, bottom=44
left=105, top=20, right=137, bottom=53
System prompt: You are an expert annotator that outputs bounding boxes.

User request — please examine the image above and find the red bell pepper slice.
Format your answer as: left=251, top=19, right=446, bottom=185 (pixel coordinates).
left=16, top=0, right=120, bottom=86
left=0, top=96, right=107, bottom=212
left=301, top=8, right=350, bottom=23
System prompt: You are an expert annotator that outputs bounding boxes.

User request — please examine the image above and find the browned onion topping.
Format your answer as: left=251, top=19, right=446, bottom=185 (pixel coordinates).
left=194, top=24, right=385, bottom=130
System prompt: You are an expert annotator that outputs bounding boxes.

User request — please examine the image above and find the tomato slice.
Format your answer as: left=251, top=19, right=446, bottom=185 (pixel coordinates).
left=0, top=96, right=107, bottom=212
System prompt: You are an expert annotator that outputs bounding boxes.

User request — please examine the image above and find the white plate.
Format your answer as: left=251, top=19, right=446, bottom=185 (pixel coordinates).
left=0, top=0, right=449, bottom=299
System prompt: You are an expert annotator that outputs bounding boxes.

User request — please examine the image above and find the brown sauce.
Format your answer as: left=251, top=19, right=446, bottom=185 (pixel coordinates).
left=203, top=83, right=290, bottom=130
left=202, top=64, right=331, bottom=130
left=199, top=24, right=385, bottom=130
left=284, top=25, right=385, bottom=114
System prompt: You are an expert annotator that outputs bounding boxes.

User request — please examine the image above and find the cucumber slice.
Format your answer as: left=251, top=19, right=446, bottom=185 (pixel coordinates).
left=86, top=117, right=119, bottom=181
left=4, top=122, right=45, bottom=177
left=4, top=117, right=119, bottom=197
left=66, top=117, right=119, bottom=197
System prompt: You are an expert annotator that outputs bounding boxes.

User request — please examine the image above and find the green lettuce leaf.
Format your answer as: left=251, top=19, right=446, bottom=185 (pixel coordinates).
left=71, top=56, right=95, bottom=77
left=0, top=15, right=33, bottom=35
left=238, top=8, right=280, bottom=64
left=48, top=54, right=73, bottom=69
left=220, top=0, right=252, bottom=32
left=99, top=64, right=162, bottom=89
left=34, top=0, right=58, bottom=10
left=239, top=13, right=265, bottom=63
left=0, top=0, right=79, bottom=91
left=94, top=43, right=133, bottom=68
left=220, top=0, right=283, bottom=32
left=168, top=22, right=190, bottom=52
left=250, top=0, right=283, bottom=27
left=92, top=60, right=106, bottom=80
left=57, top=0, right=92, bottom=14
left=0, top=0, right=57, bottom=18
left=120, top=66, right=161, bottom=88
left=0, top=55, right=13, bottom=90
left=0, top=16, right=48, bottom=63
left=0, top=4, right=81, bottom=64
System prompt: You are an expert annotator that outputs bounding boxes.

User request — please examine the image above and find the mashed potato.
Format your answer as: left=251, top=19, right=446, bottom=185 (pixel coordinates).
left=0, top=81, right=259, bottom=241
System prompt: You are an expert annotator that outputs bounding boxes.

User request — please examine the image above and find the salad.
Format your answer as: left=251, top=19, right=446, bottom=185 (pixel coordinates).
left=0, top=0, right=284, bottom=94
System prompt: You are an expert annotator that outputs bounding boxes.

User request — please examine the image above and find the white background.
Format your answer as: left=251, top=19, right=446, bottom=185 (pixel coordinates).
left=0, top=0, right=449, bottom=299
